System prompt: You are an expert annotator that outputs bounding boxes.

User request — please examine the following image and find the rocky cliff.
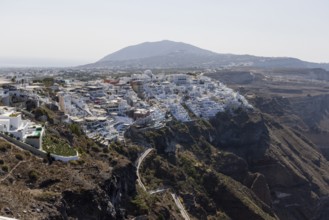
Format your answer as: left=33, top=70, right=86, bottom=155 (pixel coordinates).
left=127, top=109, right=329, bottom=219
left=251, top=94, right=329, bottom=160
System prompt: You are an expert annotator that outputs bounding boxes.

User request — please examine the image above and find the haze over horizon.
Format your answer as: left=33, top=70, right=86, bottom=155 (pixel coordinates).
left=1, top=0, right=329, bottom=67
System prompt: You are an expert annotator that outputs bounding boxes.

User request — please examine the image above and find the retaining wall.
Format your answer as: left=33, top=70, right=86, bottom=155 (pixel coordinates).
left=0, top=133, right=79, bottom=162
left=52, top=153, right=79, bottom=162
left=0, top=133, right=47, bottom=158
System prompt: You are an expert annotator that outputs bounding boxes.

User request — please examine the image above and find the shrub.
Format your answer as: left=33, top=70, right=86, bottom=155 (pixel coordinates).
left=76, top=159, right=85, bottom=165
left=0, top=142, right=11, bottom=152
left=2, top=165, right=9, bottom=172
left=0, top=146, right=7, bottom=153
left=69, top=160, right=79, bottom=166
left=69, top=123, right=82, bottom=136
left=131, top=189, right=149, bottom=214
left=103, top=147, right=110, bottom=153
left=76, top=147, right=85, bottom=154
left=24, top=151, right=31, bottom=156
left=91, top=146, right=101, bottom=153
left=111, top=160, right=118, bottom=166
left=28, top=170, right=39, bottom=181
left=0, top=159, right=4, bottom=165
left=15, top=154, right=24, bottom=160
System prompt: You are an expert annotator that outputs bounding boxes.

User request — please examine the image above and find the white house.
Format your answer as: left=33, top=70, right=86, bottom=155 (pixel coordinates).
left=0, top=107, right=44, bottom=148
left=171, top=74, right=189, bottom=85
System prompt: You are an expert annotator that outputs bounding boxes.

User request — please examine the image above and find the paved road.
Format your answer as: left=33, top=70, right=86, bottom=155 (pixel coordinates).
left=136, top=148, right=154, bottom=191
left=171, top=193, right=191, bottom=220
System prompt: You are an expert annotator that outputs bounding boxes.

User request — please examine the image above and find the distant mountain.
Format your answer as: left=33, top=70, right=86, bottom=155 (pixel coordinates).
left=83, top=40, right=329, bottom=70
left=99, top=40, right=216, bottom=61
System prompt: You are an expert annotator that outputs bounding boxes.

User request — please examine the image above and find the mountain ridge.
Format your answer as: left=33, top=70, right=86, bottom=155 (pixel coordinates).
left=83, top=40, right=329, bottom=70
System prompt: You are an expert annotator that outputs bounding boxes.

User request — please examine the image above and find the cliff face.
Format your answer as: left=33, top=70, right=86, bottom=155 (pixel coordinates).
left=211, top=111, right=329, bottom=219
left=58, top=162, right=137, bottom=220
left=127, top=110, right=329, bottom=220
left=251, top=94, right=329, bottom=160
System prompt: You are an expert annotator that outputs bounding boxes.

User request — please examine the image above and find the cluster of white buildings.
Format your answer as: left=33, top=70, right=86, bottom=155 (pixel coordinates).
left=169, top=103, right=191, bottom=122
left=0, top=70, right=253, bottom=147
left=53, top=71, right=252, bottom=146
left=0, top=106, right=44, bottom=148
left=55, top=77, right=165, bottom=145
left=140, top=72, right=252, bottom=121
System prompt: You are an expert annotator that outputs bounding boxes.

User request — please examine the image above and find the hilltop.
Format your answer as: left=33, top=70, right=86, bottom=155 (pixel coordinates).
left=99, top=40, right=217, bottom=61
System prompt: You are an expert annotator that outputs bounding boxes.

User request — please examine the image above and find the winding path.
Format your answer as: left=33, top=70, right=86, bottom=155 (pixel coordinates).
left=171, top=193, right=191, bottom=220
left=0, top=160, right=25, bottom=183
left=149, top=187, right=168, bottom=195
left=0, top=138, right=32, bottom=183
left=136, top=148, right=154, bottom=191
left=136, top=148, right=191, bottom=220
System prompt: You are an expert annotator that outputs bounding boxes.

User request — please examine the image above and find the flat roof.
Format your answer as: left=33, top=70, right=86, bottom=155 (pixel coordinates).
left=0, top=78, right=13, bottom=85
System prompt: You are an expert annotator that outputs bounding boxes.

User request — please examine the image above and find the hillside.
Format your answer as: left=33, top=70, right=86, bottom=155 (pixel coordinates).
left=0, top=106, right=182, bottom=220
left=83, top=40, right=329, bottom=70
left=1, top=100, right=329, bottom=219
left=126, top=110, right=329, bottom=220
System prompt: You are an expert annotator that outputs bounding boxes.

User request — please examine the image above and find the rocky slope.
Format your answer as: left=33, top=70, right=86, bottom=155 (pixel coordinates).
left=0, top=106, right=181, bottom=220
left=2, top=97, right=329, bottom=219
left=250, top=94, right=329, bottom=160
left=0, top=135, right=137, bottom=219
left=126, top=109, right=329, bottom=220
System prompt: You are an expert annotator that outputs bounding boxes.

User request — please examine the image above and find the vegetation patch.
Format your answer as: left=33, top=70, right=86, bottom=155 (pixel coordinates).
left=69, top=123, right=82, bottom=136
left=9, top=112, right=20, bottom=117
left=15, top=153, right=24, bottom=160
left=1, top=165, right=9, bottom=172
left=43, top=134, right=77, bottom=156
left=131, top=186, right=157, bottom=214
left=109, top=142, right=142, bottom=161
left=0, top=142, right=11, bottom=152
left=28, top=170, right=40, bottom=181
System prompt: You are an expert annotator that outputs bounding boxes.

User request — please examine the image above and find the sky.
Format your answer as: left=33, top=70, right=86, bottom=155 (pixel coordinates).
left=1, top=0, right=329, bottom=67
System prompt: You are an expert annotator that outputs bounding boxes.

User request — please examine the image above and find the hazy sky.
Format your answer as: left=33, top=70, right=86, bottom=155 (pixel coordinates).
left=1, top=0, right=329, bottom=67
